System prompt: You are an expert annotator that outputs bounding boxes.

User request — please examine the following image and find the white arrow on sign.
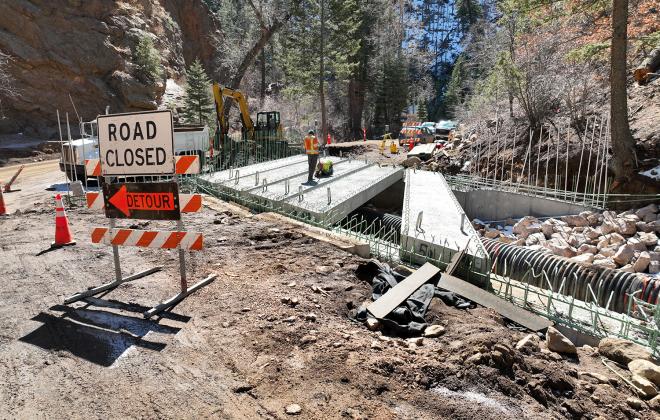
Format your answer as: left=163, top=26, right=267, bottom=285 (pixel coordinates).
left=97, top=110, right=175, bottom=176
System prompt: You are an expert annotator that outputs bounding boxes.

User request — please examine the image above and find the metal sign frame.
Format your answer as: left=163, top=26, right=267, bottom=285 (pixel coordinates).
left=65, top=112, right=214, bottom=318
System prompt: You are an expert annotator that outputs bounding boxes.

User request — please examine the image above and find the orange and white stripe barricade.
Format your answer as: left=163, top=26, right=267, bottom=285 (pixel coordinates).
left=64, top=111, right=215, bottom=316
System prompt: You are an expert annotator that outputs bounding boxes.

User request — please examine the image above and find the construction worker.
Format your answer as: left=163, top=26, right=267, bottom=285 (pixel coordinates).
left=304, top=130, right=319, bottom=183
left=315, top=159, right=334, bottom=177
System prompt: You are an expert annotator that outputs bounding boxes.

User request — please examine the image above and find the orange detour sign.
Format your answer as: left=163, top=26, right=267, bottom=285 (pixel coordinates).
left=53, top=194, right=76, bottom=247
left=86, top=191, right=202, bottom=214
left=102, top=182, right=180, bottom=220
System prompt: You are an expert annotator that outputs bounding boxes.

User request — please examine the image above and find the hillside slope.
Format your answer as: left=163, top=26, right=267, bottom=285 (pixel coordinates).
left=0, top=0, right=219, bottom=137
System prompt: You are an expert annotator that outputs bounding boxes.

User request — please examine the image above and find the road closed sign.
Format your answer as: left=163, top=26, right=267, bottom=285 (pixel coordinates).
left=97, top=110, right=174, bottom=176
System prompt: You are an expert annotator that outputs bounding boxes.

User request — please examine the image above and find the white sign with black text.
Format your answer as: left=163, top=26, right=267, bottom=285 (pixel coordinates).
left=97, top=110, right=175, bottom=176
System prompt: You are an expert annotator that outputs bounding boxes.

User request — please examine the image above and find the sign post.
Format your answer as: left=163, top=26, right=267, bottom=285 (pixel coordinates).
left=64, top=110, right=215, bottom=317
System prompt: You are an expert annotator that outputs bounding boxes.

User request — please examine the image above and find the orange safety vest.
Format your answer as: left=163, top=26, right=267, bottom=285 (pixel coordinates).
left=304, top=135, right=319, bottom=155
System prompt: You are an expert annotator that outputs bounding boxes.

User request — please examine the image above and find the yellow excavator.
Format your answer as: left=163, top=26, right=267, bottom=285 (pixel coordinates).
left=212, top=82, right=282, bottom=142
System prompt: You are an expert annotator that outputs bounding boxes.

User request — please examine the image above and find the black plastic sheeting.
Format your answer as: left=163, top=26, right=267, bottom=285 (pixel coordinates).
left=355, top=260, right=472, bottom=336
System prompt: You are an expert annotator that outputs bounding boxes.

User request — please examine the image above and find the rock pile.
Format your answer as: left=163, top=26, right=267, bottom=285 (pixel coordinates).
left=475, top=204, right=660, bottom=275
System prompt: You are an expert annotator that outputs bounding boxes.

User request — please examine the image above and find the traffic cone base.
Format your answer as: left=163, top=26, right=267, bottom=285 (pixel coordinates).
left=0, top=187, right=6, bottom=215
left=52, top=194, right=76, bottom=247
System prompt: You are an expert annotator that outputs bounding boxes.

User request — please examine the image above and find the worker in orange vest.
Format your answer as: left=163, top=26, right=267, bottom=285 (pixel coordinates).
left=304, top=130, right=320, bottom=183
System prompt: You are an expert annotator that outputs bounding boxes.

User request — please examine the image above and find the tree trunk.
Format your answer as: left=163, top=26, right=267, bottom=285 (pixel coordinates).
left=319, top=0, right=327, bottom=144
left=221, top=18, right=287, bottom=120
left=348, top=79, right=364, bottom=139
left=260, top=47, right=266, bottom=106
left=610, top=0, right=636, bottom=183
left=229, top=20, right=284, bottom=90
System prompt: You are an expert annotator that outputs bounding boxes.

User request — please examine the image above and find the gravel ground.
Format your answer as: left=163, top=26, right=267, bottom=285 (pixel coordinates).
left=0, top=161, right=655, bottom=419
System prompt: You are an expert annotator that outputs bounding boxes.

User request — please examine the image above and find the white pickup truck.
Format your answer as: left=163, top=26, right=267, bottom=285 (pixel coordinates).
left=59, top=121, right=210, bottom=181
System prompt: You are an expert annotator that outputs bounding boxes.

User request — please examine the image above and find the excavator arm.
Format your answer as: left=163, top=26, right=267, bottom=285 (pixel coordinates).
left=212, top=82, right=255, bottom=140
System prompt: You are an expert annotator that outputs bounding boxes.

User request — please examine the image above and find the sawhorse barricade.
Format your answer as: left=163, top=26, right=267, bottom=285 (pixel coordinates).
left=64, top=153, right=216, bottom=318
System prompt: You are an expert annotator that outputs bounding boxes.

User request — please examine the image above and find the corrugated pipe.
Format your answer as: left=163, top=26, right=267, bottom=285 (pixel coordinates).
left=481, top=238, right=659, bottom=313
left=348, top=208, right=401, bottom=243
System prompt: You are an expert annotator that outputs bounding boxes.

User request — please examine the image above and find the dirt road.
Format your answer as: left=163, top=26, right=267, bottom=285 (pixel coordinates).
left=0, top=159, right=66, bottom=212
left=0, top=162, right=653, bottom=419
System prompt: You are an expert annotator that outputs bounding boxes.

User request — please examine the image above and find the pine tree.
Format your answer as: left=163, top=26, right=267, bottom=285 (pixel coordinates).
left=183, top=59, right=214, bottom=126
left=418, top=100, right=428, bottom=121
left=279, top=0, right=361, bottom=139
left=443, top=54, right=466, bottom=116
left=373, top=51, right=408, bottom=133
left=133, top=36, right=162, bottom=83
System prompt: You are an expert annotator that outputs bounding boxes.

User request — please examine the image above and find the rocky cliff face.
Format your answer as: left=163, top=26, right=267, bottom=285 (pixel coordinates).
left=0, top=0, right=219, bottom=137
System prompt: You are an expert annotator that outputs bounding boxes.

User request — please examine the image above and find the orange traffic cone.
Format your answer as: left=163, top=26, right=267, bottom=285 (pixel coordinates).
left=0, top=187, right=6, bottom=215
left=53, top=194, right=75, bottom=247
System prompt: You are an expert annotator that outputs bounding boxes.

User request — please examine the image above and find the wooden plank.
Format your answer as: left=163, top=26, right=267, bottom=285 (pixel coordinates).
left=367, top=262, right=440, bottom=319
left=445, top=238, right=470, bottom=276
left=438, top=274, right=553, bottom=332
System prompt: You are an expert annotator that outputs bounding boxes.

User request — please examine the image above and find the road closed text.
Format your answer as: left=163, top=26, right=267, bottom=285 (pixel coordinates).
left=98, top=111, right=174, bottom=176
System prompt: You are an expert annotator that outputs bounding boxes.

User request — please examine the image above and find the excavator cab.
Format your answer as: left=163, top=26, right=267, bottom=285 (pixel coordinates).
left=255, top=111, right=282, bottom=141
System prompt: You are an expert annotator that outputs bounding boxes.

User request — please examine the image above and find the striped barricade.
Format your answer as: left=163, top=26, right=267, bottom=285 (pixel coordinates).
left=91, top=227, right=203, bottom=251
left=174, top=155, right=200, bottom=174
left=84, top=155, right=200, bottom=176
left=85, top=159, right=101, bottom=177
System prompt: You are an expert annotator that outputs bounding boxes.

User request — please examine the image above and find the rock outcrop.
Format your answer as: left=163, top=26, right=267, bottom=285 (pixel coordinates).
left=0, top=0, right=219, bottom=136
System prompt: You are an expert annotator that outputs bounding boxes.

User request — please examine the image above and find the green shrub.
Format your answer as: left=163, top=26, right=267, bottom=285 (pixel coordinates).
left=566, top=42, right=610, bottom=63
left=133, top=36, right=163, bottom=83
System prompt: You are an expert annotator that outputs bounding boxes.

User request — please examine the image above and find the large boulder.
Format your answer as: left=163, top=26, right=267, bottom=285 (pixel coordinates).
left=584, top=227, right=601, bottom=240
left=633, top=252, right=651, bottom=272
left=569, top=253, right=595, bottom=264
left=636, top=204, right=658, bottom=220
left=599, top=337, right=652, bottom=365
left=561, top=214, right=589, bottom=227
left=402, top=156, right=422, bottom=168
left=484, top=228, right=500, bottom=239
left=592, top=257, right=617, bottom=269
left=613, top=245, right=635, bottom=266
left=650, top=260, right=660, bottom=274
left=513, top=216, right=541, bottom=239
left=640, top=232, right=659, bottom=247
left=516, top=334, right=540, bottom=352
left=599, top=246, right=617, bottom=257
left=628, top=237, right=649, bottom=252
left=606, top=233, right=626, bottom=246
left=602, top=211, right=637, bottom=236
left=577, top=244, right=598, bottom=254
left=629, top=359, right=660, bottom=387
left=637, top=222, right=655, bottom=233
left=631, top=374, right=658, bottom=399
left=540, top=220, right=555, bottom=238
left=546, top=327, right=576, bottom=354
left=525, top=232, right=546, bottom=246
left=547, top=238, right=577, bottom=258
left=649, top=221, right=660, bottom=234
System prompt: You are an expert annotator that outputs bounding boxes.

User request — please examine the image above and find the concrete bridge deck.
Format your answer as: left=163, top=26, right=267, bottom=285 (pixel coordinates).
left=199, top=156, right=403, bottom=224
left=401, top=169, right=489, bottom=283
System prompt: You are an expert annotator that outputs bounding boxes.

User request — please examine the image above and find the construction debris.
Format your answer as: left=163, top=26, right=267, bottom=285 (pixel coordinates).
left=436, top=273, right=553, bottom=332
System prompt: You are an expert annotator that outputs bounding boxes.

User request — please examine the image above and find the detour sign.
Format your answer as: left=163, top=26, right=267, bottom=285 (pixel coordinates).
left=103, top=182, right=181, bottom=220
left=97, top=110, right=175, bottom=176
